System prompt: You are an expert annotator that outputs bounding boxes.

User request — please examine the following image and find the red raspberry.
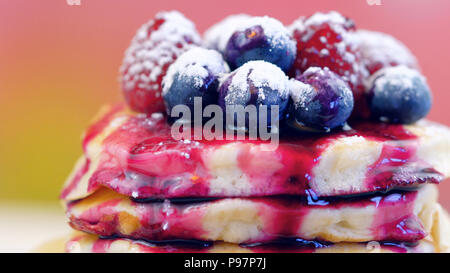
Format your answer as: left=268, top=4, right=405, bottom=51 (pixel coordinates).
left=290, top=12, right=368, bottom=108
left=120, top=11, right=201, bottom=114
left=358, top=30, right=419, bottom=75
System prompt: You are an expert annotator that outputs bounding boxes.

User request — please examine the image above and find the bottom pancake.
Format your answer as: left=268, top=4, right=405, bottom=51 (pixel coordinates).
left=34, top=204, right=450, bottom=253
left=66, top=185, right=438, bottom=244
left=64, top=232, right=435, bottom=253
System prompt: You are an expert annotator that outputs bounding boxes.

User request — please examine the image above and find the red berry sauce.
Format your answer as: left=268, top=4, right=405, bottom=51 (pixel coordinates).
left=60, top=106, right=443, bottom=200
left=67, top=187, right=428, bottom=244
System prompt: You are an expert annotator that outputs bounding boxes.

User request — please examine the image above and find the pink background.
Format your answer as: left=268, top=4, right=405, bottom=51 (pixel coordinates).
left=0, top=0, right=449, bottom=208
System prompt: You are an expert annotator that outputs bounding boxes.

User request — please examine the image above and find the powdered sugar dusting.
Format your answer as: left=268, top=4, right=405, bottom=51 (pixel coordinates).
left=290, top=11, right=367, bottom=91
left=162, top=47, right=229, bottom=95
left=290, top=11, right=352, bottom=42
left=120, top=10, right=201, bottom=94
left=288, top=16, right=306, bottom=34
left=203, top=14, right=251, bottom=53
left=134, top=11, right=200, bottom=45
left=358, top=30, right=419, bottom=73
left=302, top=66, right=329, bottom=77
left=236, top=16, right=296, bottom=53
left=368, top=65, right=426, bottom=93
left=304, top=11, right=348, bottom=28
left=224, top=61, right=290, bottom=104
left=289, top=79, right=315, bottom=108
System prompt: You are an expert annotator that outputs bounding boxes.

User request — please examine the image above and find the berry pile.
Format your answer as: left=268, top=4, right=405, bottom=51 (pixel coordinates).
left=120, top=10, right=433, bottom=134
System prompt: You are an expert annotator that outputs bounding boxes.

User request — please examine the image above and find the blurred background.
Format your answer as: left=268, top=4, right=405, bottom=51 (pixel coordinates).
left=0, top=0, right=449, bottom=251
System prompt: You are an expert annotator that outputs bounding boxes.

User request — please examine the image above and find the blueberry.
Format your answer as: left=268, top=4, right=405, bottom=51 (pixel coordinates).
left=224, top=16, right=296, bottom=72
left=203, top=14, right=251, bottom=53
left=288, top=67, right=354, bottom=132
left=218, top=61, right=290, bottom=128
left=162, top=47, right=229, bottom=115
left=367, top=66, right=432, bottom=124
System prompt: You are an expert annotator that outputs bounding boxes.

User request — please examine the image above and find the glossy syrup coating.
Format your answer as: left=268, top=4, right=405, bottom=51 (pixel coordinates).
left=61, top=106, right=447, bottom=202
left=65, top=185, right=436, bottom=244
left=67, top=232, right=439, bottom=253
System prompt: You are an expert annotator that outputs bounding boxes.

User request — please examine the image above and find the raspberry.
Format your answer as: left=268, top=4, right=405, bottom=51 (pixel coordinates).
left=120, top=11, right=201, bottom=114
left=290, top=11, right=368, bottom=107
left=358, top=30, right=419, bottom=75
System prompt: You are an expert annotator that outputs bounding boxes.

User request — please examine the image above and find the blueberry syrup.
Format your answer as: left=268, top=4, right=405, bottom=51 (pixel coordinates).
left=68, top=197, right=123, bottom=236
left=239, top=237, right=331, bottom=253
left=132, top=196, right=220, bottom=204
left=92, top=237, right=114, bottom=253
left=68, top=187, right=428, bottom=244
left=350, top=122, right=442, bottom=192
left=98, top=235, right=213, bottom=253
left=378, top=241, right=419, bottom=253
left=241, top=240, right=418, bottom=253
left=67, top=107, right=442, bottom=201
left=77, top=236, right=418, bottom=253
left=370, top=191, right=425, bottom=242
left=60, top=158, right=90, bottom=200
left=349, top=121, right=417, bottom=141
left=82, top=104, right=125, bottom=152
left=365, top=144, right=441, bottom=192
left=63, top=107, right=442, bottom=248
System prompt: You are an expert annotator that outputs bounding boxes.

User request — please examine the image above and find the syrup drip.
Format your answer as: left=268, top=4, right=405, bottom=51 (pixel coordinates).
left=70, top=107, right=441, bottom=200
left=85, top=236, right=418, bottom=253
left=69, top=188, right=427, bottom=244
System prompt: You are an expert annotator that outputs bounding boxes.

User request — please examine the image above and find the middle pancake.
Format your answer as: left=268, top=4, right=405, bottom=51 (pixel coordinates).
left=67, top=184, right=437, bottom=244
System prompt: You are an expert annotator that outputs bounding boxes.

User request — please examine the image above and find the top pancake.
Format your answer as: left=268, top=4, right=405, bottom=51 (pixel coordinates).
left=61, top=104, right=450, bottom=201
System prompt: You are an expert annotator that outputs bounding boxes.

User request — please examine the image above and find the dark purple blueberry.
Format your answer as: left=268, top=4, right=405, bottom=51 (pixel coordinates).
left=367, top=66, right=432, bottom=124
left=162, top=47, right=229, bottom=115
left=203, top=14, right=251, bottom=53
left=224, top=16, right=296, bottom=72
left=218, top=61, right=290, bottom=128
left=288, top=67, right=354, bottom=132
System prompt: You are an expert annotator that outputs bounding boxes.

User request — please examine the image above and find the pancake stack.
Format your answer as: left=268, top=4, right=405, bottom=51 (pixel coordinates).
left=60, top=105, right=450, bottom=253
left=51, top=10, right=450, bottom=253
